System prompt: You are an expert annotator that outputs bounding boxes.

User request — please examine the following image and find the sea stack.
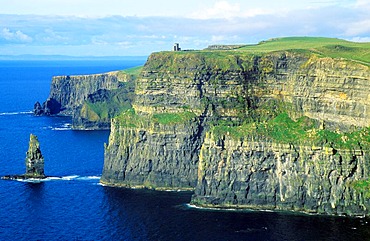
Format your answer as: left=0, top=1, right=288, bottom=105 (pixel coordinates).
left=1, top=134, right=47, bottom=180
left=25, top=134, right=45, bottom=178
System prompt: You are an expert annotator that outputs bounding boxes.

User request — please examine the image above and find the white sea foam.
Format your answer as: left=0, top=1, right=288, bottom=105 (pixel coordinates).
left=76, top=176, right=101, bottom=181
left=0, top=111, right=33, bottom=116
left=14, top=175, right=101, bottom=183
left=52, top=125, right=72, bottom=131
left=61, top=175, right=79, bottom=180
left=17, top=178, right=44, bottom=183
left=185, top=203, right=269, bottom=213
left=45, top=177, right=63, bottom=181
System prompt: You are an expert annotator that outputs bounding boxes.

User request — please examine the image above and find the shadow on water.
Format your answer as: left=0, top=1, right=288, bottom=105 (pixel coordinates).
left=101, top=186, right=370, bottom=241
left=23, top=182, right=46, bottom=218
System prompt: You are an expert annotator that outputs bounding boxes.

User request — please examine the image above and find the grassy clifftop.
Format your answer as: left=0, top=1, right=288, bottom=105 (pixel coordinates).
left=240, top=37, right=370, bottom=65
left=143, top=38, right=370, bottom=78
left=158, top=37, right=370, bottom=66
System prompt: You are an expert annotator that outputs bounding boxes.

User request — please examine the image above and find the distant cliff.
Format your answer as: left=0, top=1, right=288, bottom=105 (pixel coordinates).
left=101, top=37, right=370, bottom=216
left=34, top=70, right=137, bottom=130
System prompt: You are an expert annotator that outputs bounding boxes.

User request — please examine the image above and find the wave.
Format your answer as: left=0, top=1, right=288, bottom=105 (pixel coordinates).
left=16, top=175, right=101, bottom=183
left=76, top=176, right=101, bottom=181
left=185, top=204, right=254, bottom=212
left=0, top=111, right=33, bottom=116
left=43, top=123, right=72, bottom=131
left=52, top=123, right=72, bottom=131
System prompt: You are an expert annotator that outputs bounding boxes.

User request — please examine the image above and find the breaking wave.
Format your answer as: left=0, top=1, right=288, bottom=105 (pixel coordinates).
left=43, top=123, right=72, bottom=131
left=0, top=111, right=33, bottom=116
left=16, top=175, right=101, bottom=183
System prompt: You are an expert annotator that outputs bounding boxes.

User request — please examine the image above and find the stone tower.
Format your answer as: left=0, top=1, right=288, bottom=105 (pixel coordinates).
left=173, top=43, right=181, bottom=51
left=25, top=134, right=45, bottom=178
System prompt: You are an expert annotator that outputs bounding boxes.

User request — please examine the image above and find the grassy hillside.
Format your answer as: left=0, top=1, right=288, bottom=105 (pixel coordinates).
left=121, top=65, right=143, bottom=77
left=238, top=37, right=370, bottom=65
left=166, top=37, right=370, bottom=67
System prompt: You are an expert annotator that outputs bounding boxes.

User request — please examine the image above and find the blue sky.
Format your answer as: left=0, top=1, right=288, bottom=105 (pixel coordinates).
left=0, top=0, right=369, bottom=56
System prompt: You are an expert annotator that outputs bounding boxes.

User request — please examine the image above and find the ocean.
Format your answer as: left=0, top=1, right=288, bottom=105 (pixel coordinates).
left=0, top=60, right=369, bottom=241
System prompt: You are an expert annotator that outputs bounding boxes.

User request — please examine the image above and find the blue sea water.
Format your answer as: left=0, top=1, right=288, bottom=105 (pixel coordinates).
left=0, top=60, right=370, bottom=241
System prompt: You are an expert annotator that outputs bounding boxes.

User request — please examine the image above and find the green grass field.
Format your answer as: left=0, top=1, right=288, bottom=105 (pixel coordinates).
left=238, top=37, right=370, bottom=65
left=166, top=37, right=370, bottom=67
left=121, top=65, right=143, bottom=76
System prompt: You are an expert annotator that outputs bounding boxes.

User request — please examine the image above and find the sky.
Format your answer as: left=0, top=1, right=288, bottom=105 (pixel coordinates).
left=0, top=0, right=369, bottom=56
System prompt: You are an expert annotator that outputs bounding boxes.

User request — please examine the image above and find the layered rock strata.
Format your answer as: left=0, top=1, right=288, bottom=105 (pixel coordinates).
left=35, top=71, right=122, bottom=115
left=25, top=134, right=45, bottom=178
left=102, top=115, right=203, bottom=189
left=34, top=71, right=134, bottom=129
left=192, top=134, right=370, bottom=216
left=101, top=50, right=370, bottom=216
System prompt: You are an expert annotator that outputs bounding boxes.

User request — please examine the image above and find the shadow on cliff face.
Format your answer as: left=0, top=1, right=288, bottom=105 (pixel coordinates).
left=34, top=98, right=61, bottom=116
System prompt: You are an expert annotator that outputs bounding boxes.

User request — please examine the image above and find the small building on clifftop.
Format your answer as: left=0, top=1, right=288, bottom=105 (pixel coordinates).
left=173, top=43, right=181, bottom=51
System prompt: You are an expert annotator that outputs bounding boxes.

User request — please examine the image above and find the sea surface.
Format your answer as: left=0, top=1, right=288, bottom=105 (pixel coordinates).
left=0, top=60, right=369, bottom=241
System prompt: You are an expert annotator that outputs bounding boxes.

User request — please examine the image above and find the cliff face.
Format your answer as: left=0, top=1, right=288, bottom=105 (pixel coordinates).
left=35, top=71, right=134, bottom=129
left=102, top=112, right=202, bottom=189
left=102, top=49, right=370, bottom=216
left=40, top=71, right=122, bottom=115
left=25, top=134, right=45, bottom=178
left=192, top=134, right=370, bottom=216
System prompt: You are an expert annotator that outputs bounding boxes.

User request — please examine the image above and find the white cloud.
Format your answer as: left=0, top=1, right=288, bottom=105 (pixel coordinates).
left=211, top=35, right=241, bottom=43
left=191, top=1, right=300, bottom=21
left=192, top=1, right=241, bottom=19
left=41, top=29, right=69, bottom=43
left=0, top=1, right=369, bottom=57
left=1, top=28, right=32, bottom=42
left=350, top=36, right=370, bottom=42
left=355, top=0, right=370, bottom=9
left=343, top=19, right=370, bottom=36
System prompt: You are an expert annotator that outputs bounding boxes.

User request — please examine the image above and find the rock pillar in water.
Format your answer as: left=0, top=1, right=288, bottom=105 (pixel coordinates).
left=25, top=134, right=45, bottom=178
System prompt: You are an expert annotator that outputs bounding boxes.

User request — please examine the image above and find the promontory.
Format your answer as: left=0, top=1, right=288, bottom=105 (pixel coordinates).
left=40, top=37, right=370, bottom=216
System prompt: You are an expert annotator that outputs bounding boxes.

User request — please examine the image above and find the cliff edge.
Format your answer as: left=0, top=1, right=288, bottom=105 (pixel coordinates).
left=34, top=68, right=140, bottom=130
left=101, top=37, right=370, bottom=216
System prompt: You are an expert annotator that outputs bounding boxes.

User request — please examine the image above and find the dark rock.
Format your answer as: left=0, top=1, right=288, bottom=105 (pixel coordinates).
left=42, top=98, right=62, bottom=115
left=33, top=101, right=44, bottom=116
left=33, top=71, right=134, bottom=130
left=1, top=134, right=46, bottom=180
left=33, top=98, right=62, bottom=116
left=25, top=134, right=45, bottom=178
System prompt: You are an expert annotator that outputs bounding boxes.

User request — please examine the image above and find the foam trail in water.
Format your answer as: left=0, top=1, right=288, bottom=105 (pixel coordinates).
left=0, top=111, right=33, bottom=116
left=61, top=175, right=79, bottom=180
left=76, top=176, right=101, bottom=181
left=15, top=175, right=101, bottom=183
left=51, top=123, right=72, bottom=131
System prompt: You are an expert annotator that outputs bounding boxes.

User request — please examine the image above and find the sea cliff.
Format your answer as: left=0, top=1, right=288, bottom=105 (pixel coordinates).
left=35, top=70, right=137, bottom=129
left=101, top=37, right=370, bottom=216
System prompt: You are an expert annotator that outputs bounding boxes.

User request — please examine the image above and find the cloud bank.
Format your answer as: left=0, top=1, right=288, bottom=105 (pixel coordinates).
left=0, top=1, right=368, bottom=56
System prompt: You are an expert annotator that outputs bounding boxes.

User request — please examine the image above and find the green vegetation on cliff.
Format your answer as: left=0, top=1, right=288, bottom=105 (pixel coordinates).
left=352, top=179, right=370, bottom=198
left=156, top=37, right=370, bottom=66
left=119, top=66, right=143, bottom=79
left=240, top=37, right=370, bottom=65
left=74, top=66, right=142, bottom=128
left=116, top=108, right=197, bottom=127
left=212, top=112, right=370, bottom=150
